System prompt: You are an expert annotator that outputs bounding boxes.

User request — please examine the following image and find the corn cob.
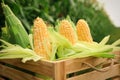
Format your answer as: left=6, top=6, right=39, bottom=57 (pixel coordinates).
left=59, top=20, right=77, bottom=45
left=33, top=17, right=51, bottom=60
left=2, top=3, right=30, bottom=48
left=76, top=19, right=93, bottom=42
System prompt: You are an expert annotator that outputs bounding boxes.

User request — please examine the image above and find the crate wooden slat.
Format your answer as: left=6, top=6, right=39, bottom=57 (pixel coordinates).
left=0, top=51, right=119, bottom=80
left=0, top=64, right=42, bottom=80
left=0, top=59, right=54, bottom=77
left=67, top=64, right=120, bottom=80
left=0, top=58, right=107, bottom=78
left=2, top=59, right=54, bottom=77
left=0, top=57, right=119, bottom=80
left=65, top=57, right=107, bottom=73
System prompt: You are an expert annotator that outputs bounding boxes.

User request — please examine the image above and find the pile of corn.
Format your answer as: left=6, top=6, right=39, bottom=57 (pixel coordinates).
left=1, top=2, right=120, bottom=62
left=33, top=17, right=93, bottom=60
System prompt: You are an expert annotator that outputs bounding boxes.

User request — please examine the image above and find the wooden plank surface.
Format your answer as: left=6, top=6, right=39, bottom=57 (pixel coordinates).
left=67, top=64, right=120, bottom=80
left=0, top=58, right=106, bottom=76
left=0, top=55, right=119, bottom=80
left=65, top=57, right=107, bottom=74
left=0, top=59, right=54, bottom=77
left=53, top=61, right=66, bottom=80
left=0, top=64, right=43, bottom=80
left=65, top=51, right=120, bottom=74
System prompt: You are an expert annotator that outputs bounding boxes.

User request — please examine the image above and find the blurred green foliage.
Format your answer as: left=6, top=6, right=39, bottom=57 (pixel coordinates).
left=0, top=0, right=120, bottom=43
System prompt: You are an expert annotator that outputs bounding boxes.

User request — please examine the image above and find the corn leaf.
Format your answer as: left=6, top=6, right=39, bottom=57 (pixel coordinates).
left=0, top=39, right=41, bottom=63
left=2, top=3, right=30, bottom=48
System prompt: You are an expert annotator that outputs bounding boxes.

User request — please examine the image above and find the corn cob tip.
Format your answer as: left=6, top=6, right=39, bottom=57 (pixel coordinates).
left=35, top=17, right=42, bottom=21
left=59, top=19, right=77, bottom=45
left=76, top=19, right=93, bottom=43
left=34, top=17, right=44, bottom=25
left=61, top=19, right=69, bottom=23
left=60, top=20, right=71, bottom=28
left=34, top=17, right=47, bottom=30
left=77, top=19, right=88, bottom=25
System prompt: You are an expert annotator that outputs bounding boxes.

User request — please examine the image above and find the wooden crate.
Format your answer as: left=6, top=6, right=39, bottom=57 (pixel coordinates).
left=0, top=51, right=120, bottom=80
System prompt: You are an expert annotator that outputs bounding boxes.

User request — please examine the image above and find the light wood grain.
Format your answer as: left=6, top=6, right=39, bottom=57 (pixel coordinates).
left=0, top=57, right=107, bottom=76
left=53, top=61, right=66, bottom=80
left=0, top=52, right=119, bottom=80
left=0, top=59, right=54, bottom=77
left=65, top=57, right=107, bottom=74
left=67, top=64, right=120, bottom=80
left=0, top=64, right=42, bottom=80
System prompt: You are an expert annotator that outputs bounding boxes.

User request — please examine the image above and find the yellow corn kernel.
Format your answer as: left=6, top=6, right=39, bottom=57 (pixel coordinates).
left=59, top=20, right=77, bottom=45
left=76, top=19, right=93, bottom=43
left=33, top=17, right=51, bottom=60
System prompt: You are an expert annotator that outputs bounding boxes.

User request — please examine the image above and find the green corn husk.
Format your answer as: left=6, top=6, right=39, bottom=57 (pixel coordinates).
left=2, top=3, right=30, bottom=48
left=59, top=35, right=120, bottom=60
left=48, top=27, right=120, bottom=60
left=0, top=39, right=41, bottom=63
left=48, top=27, right=72, bottom=58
